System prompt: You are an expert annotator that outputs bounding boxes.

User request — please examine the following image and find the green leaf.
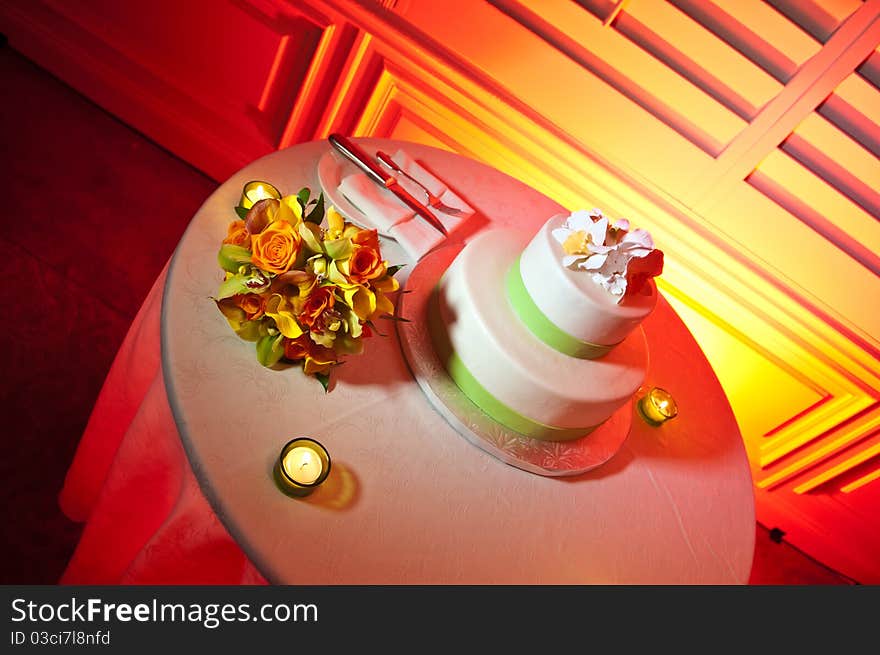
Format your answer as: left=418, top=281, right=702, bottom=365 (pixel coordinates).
left=235, top=205, right=249, bottom=219
left=304, top=192, right=325, bottom=224
left=324, top=237, right=353, bottom=261
left=216, top=274, right=251, bottom=300
left=380, top=314, right=411, bottom=323
left=217, top=244, right=252, bottom=273
left=386, top=263, right=406, bottom=277
left=365, top=320, right=386, bottom=337
left=296, top=187, right=310, bottom=209
left=315, top=371, right=331, bottom=393
left=256, top=333, right=285, bottom=368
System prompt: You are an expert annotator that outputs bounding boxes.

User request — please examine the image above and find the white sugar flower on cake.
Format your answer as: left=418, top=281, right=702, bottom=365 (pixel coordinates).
left=552, top=208, right=664, bottom=302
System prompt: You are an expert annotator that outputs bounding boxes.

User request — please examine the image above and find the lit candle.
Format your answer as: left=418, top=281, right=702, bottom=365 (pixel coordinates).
left=283, top=446, right=322, bottom=485
left=274, top=437, right=331, bottom=496
left=637, top=387, right=678, bottom=426
left=239, top=180, right=281, bottom=210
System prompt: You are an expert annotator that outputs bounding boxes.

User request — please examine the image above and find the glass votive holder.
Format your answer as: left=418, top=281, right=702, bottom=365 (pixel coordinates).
left=273, top=437, right=331, bottom=497
left=637, top=387, right=678, bottom=427
left=239, top=180, right=281, bottom=210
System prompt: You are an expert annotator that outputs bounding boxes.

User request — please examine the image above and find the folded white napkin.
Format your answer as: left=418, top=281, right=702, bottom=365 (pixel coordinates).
left=336, top=149, right=473, bottom=261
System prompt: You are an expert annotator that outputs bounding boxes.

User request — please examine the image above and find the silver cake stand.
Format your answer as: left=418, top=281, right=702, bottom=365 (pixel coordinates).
left=395, top=242, right=633, bottom=477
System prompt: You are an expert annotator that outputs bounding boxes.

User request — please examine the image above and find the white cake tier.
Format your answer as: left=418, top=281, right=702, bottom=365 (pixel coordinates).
left=519, top=213, right=657, bottom=347
left=432, top=228, right=649, bottom=438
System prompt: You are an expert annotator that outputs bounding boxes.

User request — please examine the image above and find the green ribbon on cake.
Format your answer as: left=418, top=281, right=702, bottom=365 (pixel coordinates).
left=505, top=258, right=616, bottom=360
left=428, top=292, right=597, bottom=442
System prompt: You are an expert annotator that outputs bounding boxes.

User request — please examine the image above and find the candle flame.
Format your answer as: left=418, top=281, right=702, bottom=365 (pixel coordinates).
left=638, top=387, right=678, bottom=426
left=282, top=445, right=323, bottom=485
left=246, top=183, right=272, bottom=204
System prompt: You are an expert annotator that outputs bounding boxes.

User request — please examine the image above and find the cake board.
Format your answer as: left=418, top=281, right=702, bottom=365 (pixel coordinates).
left=395, top=241, right=633, bottom=477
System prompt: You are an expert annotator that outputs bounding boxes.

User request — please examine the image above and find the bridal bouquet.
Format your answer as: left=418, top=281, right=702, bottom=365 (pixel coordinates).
left=214, top=185, right=401, bottom=390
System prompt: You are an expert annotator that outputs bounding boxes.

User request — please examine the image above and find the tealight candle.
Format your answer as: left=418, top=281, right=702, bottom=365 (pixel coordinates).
left=239, top=180, right=281, bottom=210
left=637, top=387, right=678, bottom=426
left=274, top=437, right=331, bottom=496
left=283, top=446, right=322, bottom=485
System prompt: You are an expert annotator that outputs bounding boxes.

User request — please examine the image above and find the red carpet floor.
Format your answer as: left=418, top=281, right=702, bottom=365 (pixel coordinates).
left=0, top=44, right=217, bottom=584
left=0, top=43, right=856, bottom=585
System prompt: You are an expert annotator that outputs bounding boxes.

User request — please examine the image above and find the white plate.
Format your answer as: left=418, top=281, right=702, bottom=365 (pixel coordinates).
left=316, top=150, right=393, bottom=236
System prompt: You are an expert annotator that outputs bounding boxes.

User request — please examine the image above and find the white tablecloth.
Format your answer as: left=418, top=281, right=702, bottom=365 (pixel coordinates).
left=60, top=139, right=755, bottom=584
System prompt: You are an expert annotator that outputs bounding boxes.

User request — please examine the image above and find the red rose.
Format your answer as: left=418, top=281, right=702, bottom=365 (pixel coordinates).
left=625, top=249, right=664, bottom=297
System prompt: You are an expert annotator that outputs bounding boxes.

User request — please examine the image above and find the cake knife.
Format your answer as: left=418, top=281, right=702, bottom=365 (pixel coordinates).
left=328, top=133, right=448, bottom=236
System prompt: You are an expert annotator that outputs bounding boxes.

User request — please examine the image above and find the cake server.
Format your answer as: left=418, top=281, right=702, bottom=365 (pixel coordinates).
left=328, top=133, right=448, bottom=236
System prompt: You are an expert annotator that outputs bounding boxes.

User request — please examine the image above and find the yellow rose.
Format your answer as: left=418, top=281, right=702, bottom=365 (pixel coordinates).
left=251, top=220, right=301, bottom=274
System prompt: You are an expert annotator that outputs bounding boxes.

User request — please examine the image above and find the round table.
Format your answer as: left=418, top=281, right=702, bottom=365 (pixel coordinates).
left=156, top=138, right=755, bottom=584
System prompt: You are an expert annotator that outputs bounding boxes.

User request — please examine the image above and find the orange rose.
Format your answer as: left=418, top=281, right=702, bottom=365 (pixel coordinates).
left=233, top=293, right=265, bottom=321
left=346, top=230, right=386, bottom=284
left=282, top=334, right=338, bottom=375
left=352, top=228, right=380, bottom=250
left=222, top=220, right=250, bottom=247
left=250, top=220, right=301, bottom=274
left=348, top=246, right=386, bottom=284
left=298, top=286, right=335, bottom=328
